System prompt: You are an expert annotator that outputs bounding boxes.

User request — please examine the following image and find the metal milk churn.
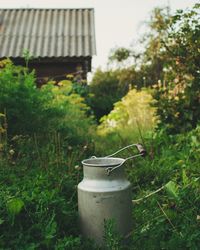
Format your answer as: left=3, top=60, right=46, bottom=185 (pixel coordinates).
left=78, top=144, right=146, bottom=244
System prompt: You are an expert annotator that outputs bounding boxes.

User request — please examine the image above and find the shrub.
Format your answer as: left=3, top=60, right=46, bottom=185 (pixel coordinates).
left=88, top=69, right=131, bottom=121
left=0, top=60, right=95, bottom=147
left=0, top=60, right=46, bottom=135
left=128, top=126, right=200, bottom=249
left=152, top=4, right=200, bottom=134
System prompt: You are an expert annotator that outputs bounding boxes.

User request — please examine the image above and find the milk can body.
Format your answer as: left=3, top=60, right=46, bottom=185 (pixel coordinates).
left=78, top=157, right=132, bottom=245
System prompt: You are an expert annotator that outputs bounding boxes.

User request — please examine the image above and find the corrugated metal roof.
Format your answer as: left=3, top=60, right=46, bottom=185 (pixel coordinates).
left=0, top=8, right=96, bottom=58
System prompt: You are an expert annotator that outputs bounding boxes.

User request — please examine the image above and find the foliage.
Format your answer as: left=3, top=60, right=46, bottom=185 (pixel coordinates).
left=88, top=69, right=130, bottom=121
left=152, top=3, right=200, bottom=133
left=108, top=7, right=172, bottom=88
left=0, top=112, right=97, bottom=249
left=98, top=87, right=157, bottom=138
left=104, top=219, right=123, bottom=250
left=128, top=126, right=200, bottom=249
left=0, top=60, right=98, bottom=249
left=0, top=139, right=93, bottom=249
left=108, top=4, right=200, bottom=134
left=0, top=60, right=45, bottom=135
left=90, top=6, right=172, bottom=123
left=90, top=6, right=173, bottom=121
left=40, top=80, right=95, bottom=146
left=108, top=47, right=133, bottom=68
left=0, top=61, right=95, bottom=146
left=0, top=3, right=200, bottom=250
left=140, top=6, right=171, bottom=68
left=94, top=87, right=157, bottom=157
left=109, top=47, right=131, bottom=63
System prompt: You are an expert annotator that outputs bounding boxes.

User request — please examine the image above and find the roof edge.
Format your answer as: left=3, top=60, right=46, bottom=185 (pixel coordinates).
left=0, top=8, right=94, bottom=10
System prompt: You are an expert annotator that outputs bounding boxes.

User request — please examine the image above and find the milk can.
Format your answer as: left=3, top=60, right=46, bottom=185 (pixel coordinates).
left=78, top=144, right=146, bottom=245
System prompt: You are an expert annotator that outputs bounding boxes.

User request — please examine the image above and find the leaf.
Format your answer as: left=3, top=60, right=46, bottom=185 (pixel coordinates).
left=164, top=181, right=179, bottom=201
left=7, top=198, right=24, bottom=216
left=191, top=136, right=199, bottom=147
left=182, top=169, right=189, bottom=186
left=58, top=80, right=72, bottom=93
left=0, top=218, right=4, bottom=225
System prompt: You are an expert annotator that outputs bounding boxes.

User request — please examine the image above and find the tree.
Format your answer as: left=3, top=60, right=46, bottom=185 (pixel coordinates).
left=153, top=3, right=200, bottom=133
left=89, top=69, right=130, bottom=121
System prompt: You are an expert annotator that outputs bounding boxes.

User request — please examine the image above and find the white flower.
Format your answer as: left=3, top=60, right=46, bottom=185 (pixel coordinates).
left=74, top=165, right=81, bottom=170
left=9, top=149, right=15, bottom=155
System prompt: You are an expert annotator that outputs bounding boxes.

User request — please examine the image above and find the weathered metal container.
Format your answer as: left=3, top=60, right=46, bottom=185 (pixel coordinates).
left=78, top=144, right=146, bottom=245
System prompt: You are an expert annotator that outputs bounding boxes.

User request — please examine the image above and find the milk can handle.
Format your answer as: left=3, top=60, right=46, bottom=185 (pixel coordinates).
left=106, top=143, right=146, bottom=158
left=106, top=143, right=146, bottom=175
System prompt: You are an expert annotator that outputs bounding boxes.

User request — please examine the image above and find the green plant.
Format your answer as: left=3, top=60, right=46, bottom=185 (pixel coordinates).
left=98, top=87, right=157, bottom=136
left=0, top=131, right=96, bottom=249
left=0, top=61, right=95, bottom=147
left=104, top=219, right=123, bottom=250
left=89, top=69, right=130, bottom=121
left=128, top=126, right=200, bottom=249
left=0, top=4, right=200, bottom=249
left=94, top=87, right=157, bottom=157
left=152, top=3, right=200, bottom=133
left=0, top=60, right=97, bottom=249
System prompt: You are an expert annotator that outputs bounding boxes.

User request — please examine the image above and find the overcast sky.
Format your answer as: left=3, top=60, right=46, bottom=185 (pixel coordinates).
left=1, top=0, right=198, bottom=71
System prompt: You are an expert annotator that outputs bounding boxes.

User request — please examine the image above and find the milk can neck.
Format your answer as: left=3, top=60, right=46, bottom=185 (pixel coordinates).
left=83, top=165, right=126, bottom=180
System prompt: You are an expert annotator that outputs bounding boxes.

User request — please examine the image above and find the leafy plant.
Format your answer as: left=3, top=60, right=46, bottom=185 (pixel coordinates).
left=98, top=87, right=157, bottom=136
left=88, top=69, right=130, bottom=121
left=104, top=219, right=123, bottom=250
left=152, top=3, right=200, bottom=133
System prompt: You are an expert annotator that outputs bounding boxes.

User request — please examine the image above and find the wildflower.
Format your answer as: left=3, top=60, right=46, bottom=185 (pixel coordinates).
left=152, top=84, right=157, bottom=89
left=74, top=165, right=81, bottom=170
left=57, top=81, right=63, bottom=86
left=66, top=74, right=74, bottom=79
left=83, top=145, right=88, bottom=150
left=174, top=96, right=179, bottom=101
left=175, top=112, right=180, bottom=118
left=11, top=135, right=20, bottom=141
left=9, top=149, right=15, bottom=155
left=0, top=127, right=5, bottom=133
left=68, top=146, right=72, bottom=150
left=174, top=78, right=179, bottom=83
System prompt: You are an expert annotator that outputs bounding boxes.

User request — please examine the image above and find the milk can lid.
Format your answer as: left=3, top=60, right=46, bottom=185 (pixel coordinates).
left=82, top=157, right=124, bottom=167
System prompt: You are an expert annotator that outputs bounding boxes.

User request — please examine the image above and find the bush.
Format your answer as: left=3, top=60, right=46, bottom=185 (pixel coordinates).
left=0, top=60, right=98, bottom=249
left=0, top=145, right=88, bottom=249
left=128, top=127, right=200, bottom=249
left=94, top=87, right=157, bottom=156
left=88, top=69, right=131, bottom=121
left=0, top=60, right=95, bottom=147
left=98, top=87, right=157, bottom=135
left=0, top=60, right=46, bottom=135
left=152, top=4, right=200, bottom=134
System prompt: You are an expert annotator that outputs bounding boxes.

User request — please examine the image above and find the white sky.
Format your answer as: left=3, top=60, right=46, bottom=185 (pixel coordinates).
left=1, top=0, right=198, bottom=71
